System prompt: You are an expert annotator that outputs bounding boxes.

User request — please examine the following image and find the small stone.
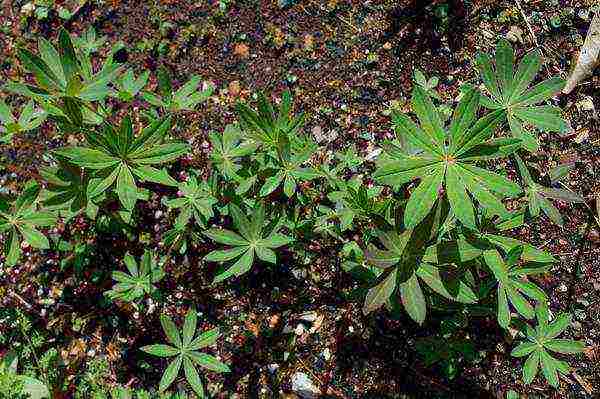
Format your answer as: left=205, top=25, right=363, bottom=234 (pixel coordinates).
left=267, top=363, right=279, bottom=374
left=322, top=348, right=331, bottom=361
left=291, top=372, right=320, bottom=398
left=233, top=43, right=250, bottom=59
left=382, top=42, right=392, bottom=50
left=557, top=282, right=568, bottom=293
left=228, top=80, right=241, bottom=97
left=21, top=2, right=35, bottom=16
left=506, top=26, right=524, bottom=43
left=299, top=311, right=317, bottom=322
left=294, top=323, right=306, bottom=336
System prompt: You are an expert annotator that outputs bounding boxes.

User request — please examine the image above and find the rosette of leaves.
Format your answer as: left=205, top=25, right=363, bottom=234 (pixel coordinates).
left=511, top=303, right=585, bottom=387
left=105, top=250, right=164, bottom=303
left=165, top=171, right=218, bottom=228
left=475, top=39, right=567, bottom=151
left=141, top=308, right=230, bottom=396
left=374, top=85, right=522, bottom=230
left=362, top=209, right=480, bottom=324
left=142, top=66, right=213, bottom=112
left=54, top=116, right=187, bottom=211
left=6, top=28, right=121, bottom=127
left=0, top=181, right=57, bottom=266
left=515, top=154, right=584, bottom=226
left=482, top=247, right=548, bottom=329
left=203, top=203, right=293, bottom=283
left=235, top=90, right=319, bottom=198
left=208, top=124, right=258, bottom=182
left=236, top=90, right=305, bottom=154
left=0, top=99, right=47, bottom=143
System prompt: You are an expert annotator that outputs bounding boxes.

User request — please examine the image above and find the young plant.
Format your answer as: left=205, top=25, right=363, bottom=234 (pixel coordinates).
left=54, top=116, right=187, bottom=212
left=203, top=203, right=293, bottom=283
left=208, top=124, right=258, bottom=182
left=374, top=85, right=522, bottom=229
left=482, top=247, right=547, bottom=329
left=141, top=309, right=230, bottom=396
left=511, top=303, right=585, bottom=387
left=475, top=39, right=567, bottom=151
left=105, top=250, right=164, bottom=303
left=0, top=99, right=47, bottom=143
left=114, top=69, right=150, bottom=102
left=164, top=171, right=218, bottom=229
left=515, top=154, right=584, bottom=226
left=6, top=28, right=121, bottom=127
left=0, top=181, right=57, bottom=266
left=142, top=66, right=213, bottom=112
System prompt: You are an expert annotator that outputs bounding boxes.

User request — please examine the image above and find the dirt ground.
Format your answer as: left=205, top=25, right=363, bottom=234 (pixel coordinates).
left=1, top=0, right=599, bottom=398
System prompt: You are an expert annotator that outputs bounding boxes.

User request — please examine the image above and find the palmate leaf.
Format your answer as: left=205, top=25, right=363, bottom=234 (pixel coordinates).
left=10, top=28, right=121, bottom=121
left=514, top=154, right=584, bottom=226
left=209, top=124, right=258, bottom=181
left=203, top=202, right=293, bottom=283
left=164, top=171, right=217, bottom=228
left=141, top=308, right=229, bottom=394
left=54, top=115, right=186, bottom=210
left=0, top=181, right=57, bottom=266
left=105, top=250, right=164, bottom=303
left=483, top=249, right=547, bottom=329
left=362, top=207, right=478, bottom=323
left=475, top=40, right=567, bottom=151
left=511, top=303, right=585, bottom=387
left=374, top=85, right=520, bottom=229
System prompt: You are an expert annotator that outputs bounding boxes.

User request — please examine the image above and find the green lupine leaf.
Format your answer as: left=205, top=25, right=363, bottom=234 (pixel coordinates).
left=516, top=77, right=564, bottom=106
left=130, top=143, right=190, bottom=165
left=87, top=166, right=121, bottom=199
left=183, top=356, right=205, bottom=398
left=513, top=105, right=567, bottom=132
left=363, top=268, right=397, bottom=315
left=412, top=85, right=446, bottom=147
left=213, top=249, right=254, bottom=283
left=506, top=285, right=535, bottom=320
left=5, top=229, right=21, bottom=266
left=460, top=164, right=521, bottom=198
left=391, top=111, right=442, bottom=156
left=545, top=313, right=571, bottom=339
left=203, top=228, right=248, bottom=246
left=415, top=263, right=477, bottom=303
left=18, top=224, right=50, bottom=249
left=460, top=168, right=509, bottom=217
left=229, top=203, right=253, bottom=241
left=475, top=52, right=501, bottom=99
left=538, top=196, right=563, bottom=225
left=159, top=356, right=182, bottom=392
left=422, top=239, right=483, bottom=264
left=404, top=166, right=444, bottom=229
left=58, top=28, right=80, bottom=81
left=497, top=286, right=511, bottom=329
left=132, top=165, right=178, bottom=187
left=445, top=165, right=476, bottom=229
left=455, top=109, right=505, bottom=156
left=160, top=315, right=182, bottom=348
left=38, top=37, right=66, bottom=87
left=123, top=253, right=138, bottom=276
left=495, top=39, right=515, bottom=100
left=399, top=273, right=426, bottom=324
left=539, top=350, right=559, bottom=387
left=17, top=48, right=63, bottom=91
left=261, top=233, right=293, bottom=248
left=188, top=352, right=230, bottom=373
left=449, top=87, right=480, bottom=150
left=204, top=246, right=249, bottom=262
left=510, top=49, right=542, bottom=101
left=54, top=147, right=119, bottom=169
left=140, top=344, right=179, bottom=357
left=511, top=342, right=537, bottom=357
left=544, top=339, right=585, bottom=354
left=255, top=246, right=277, bottom=263
left=523, top=350, right=540, bottom=384
left=259, top=171, right=285, bottom=197
left=182, top=308, right=197, bottom=347
left=189, top=328, right=220, bottom=351
left=116, top=165, right=138, bottom=210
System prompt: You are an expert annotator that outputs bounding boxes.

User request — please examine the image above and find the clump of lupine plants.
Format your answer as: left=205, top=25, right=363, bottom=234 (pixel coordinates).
left=0, top=29, right=586, bottom=395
